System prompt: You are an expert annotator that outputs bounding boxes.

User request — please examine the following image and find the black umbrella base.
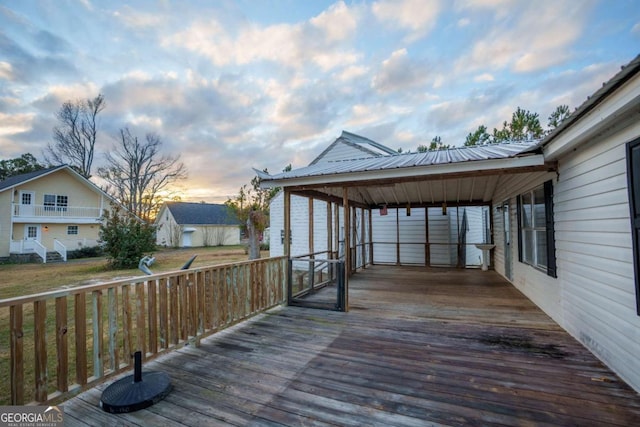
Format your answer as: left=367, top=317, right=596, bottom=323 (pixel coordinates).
left=100, top=371, right=172, bottom=413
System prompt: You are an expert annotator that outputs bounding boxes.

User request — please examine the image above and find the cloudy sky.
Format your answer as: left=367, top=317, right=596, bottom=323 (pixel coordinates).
left=1, top=0, right=638, bottom=202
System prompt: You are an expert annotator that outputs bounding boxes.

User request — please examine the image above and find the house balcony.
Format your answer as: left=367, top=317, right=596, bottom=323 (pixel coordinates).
left=12, top=204, right=103, bottom=224
left=3, top=263, right=637, bottom=425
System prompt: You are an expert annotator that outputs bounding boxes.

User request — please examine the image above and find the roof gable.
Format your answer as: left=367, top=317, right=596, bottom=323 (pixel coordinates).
left=0, top=165, right=114, bottom=204
left=0, top=166, right=66, bottom=192
left=309, top=131, right=398, bottom=165
left=163, top=202, right=241, bottom=226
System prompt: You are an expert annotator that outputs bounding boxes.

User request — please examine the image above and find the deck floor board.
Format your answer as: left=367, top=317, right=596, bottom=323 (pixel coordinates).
left=62, top=266, right=640, bottom=426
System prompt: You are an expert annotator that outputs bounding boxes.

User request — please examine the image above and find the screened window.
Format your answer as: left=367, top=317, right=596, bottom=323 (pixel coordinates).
left=67, top=225, right=78, bottom=235
left=517, top=180, right=556, bottom=277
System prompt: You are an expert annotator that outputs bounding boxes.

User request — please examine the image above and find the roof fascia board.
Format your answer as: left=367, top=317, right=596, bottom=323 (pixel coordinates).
left=261, top=154, right=546, bottom=188
left=544, top=70, right=640, bottom=161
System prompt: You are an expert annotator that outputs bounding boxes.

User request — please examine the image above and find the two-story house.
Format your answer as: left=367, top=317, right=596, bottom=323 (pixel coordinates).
left=0, top=165, right=113, bottom=262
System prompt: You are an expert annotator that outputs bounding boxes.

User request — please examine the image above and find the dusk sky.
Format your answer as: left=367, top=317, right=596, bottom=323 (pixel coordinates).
left=1, top=0, right=639, bottom=203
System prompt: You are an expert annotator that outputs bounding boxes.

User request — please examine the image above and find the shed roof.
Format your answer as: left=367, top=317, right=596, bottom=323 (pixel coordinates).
left=164, top=202, right=240, bottom=226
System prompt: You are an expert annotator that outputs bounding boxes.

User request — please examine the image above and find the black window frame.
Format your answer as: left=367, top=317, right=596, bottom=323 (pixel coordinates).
left=517, top=180, right=557, bottom=278
left=626, top=137, right=640, bottom=315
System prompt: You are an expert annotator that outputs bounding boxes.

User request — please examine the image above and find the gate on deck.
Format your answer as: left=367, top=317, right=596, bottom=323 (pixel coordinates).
left=287, top=254, right=346, bottom=311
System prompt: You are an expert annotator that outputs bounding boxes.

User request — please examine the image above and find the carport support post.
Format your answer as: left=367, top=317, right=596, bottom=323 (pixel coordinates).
left=360, top=207, right=366, bottom=270
left=343, top=187, right=350, bottom=311
left=368, top=208, right=373, bottom=266
left=284, top=189, right=292, bottom=304
left=327, top=202, right=333, bottom=278
left=284, top=189, right=291, bottom=257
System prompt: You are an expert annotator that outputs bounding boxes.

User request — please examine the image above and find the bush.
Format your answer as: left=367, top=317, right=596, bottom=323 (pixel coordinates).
left=100, top=204, right=156, bottom=269
left=67, top=245, right=104, bottom=260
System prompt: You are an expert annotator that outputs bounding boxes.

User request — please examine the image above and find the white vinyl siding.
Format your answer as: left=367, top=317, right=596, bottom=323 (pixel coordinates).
left=552, top=120, right=640, bottom=392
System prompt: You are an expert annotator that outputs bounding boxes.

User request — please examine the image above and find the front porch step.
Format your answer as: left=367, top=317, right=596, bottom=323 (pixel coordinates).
left=46, top=252, right=65, bottom=263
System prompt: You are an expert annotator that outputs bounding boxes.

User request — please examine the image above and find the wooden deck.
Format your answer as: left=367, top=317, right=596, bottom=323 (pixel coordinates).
left=62, top=266, right=640, bottom=426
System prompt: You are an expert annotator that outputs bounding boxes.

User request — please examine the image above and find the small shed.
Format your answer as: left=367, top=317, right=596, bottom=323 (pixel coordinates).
left=155, top=202, right=241, bottom=247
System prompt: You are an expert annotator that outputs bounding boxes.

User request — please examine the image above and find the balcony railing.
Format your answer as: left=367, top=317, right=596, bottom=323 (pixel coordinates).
left=0, top=256, right=287, bottom=405
left=12, top=204, right=102, bottom=219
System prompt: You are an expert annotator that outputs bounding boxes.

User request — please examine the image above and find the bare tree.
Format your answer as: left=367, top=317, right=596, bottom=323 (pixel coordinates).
left=98, top=128, right=187, bottom=222
left=168, top=223, right=183, bottom=247
left=46, top=94, right=105, bottom=178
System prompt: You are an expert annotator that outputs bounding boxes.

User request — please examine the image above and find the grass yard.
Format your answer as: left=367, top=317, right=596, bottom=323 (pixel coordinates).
left=0, top=245, right=265, bottom=300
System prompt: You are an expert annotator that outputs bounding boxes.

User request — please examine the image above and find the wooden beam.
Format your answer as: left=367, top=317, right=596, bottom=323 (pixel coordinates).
left=290, top=189, right=368, bottom=209
left=308, top=197, right=314, bottom=256
left=284, top=189, right=291, bottom=258
left=334, top=202, right=340, bottom=261
left=368, top=208, right=373, bottom=266
left=343, top=187, right=350, bottom=312
left=277, top=162, right=557, bottom=190
left=361, top=207, right=366, bottom=270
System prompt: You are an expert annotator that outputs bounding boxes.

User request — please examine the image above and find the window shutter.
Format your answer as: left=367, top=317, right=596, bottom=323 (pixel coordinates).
left=544, top=180, right=557, bottom=278
left=626, top=138, right=640, bottom=315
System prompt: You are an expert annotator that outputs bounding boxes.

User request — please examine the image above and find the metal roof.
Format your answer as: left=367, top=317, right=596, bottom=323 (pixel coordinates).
left=163, top=202, right=240, bottom=226
left=263, top=140, right=540, bottom=182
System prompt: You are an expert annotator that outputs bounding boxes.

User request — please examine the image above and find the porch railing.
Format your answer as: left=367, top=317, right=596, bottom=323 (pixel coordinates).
left=54, top=240, right=67, bottom=262
left=12, top=204, right=102, bottom=219
left=33, top=241, right=47, bottom=264
left=0, top=256, right=287, bottom=405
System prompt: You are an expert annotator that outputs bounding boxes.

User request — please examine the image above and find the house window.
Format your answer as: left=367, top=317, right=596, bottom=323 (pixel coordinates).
left=27, top=226, right=38, bottom=238
left=21, top=193, right=32, bottom=205
left=67, top=225, right=79, bottom=235
left=626, top=137, right=640, bottom=315
left=517, top=180, right=556, bottom=278
left=44, top=194, right=68, bottom=212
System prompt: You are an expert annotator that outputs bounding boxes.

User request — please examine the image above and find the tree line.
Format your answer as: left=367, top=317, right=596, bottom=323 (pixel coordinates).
left=415, top=104, right=572, bottom=152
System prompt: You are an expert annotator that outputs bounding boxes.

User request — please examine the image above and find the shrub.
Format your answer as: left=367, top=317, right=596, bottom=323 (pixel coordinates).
left=100, top=204, right=156, bottom=269
left=67, top=245, right=104, bottom=259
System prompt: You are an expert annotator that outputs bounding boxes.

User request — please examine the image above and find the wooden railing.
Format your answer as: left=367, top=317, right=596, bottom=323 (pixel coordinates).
left=0, top=256, right=287, bottom=405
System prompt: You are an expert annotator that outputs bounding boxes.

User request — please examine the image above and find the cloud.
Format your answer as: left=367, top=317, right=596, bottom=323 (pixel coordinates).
left=473, top=73, right=494, bottom=82
left=372, top=0, right=442, bottom=41
left=0, top=61, right=13, bottom=80
left=632, top=22, right=640, bottom=34
left=455, top=0, right=597, bottom=74
left=163, top=2, right=360, bottom=72
left=426, top=84, right=515, bottom=140
left=113, top=6, right=167, bottom=29
left=371, top=49, right=431, bottom=94
left=310, top=1, right=358, bottom=42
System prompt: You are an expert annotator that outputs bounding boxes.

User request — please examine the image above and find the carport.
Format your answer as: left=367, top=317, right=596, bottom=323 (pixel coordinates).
left=258, top=140, right=556, bottom=311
